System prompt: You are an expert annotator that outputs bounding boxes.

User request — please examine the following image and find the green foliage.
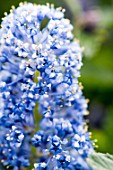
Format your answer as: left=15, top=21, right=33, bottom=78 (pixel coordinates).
left=93, top=107, right=113, bottom=154
left=87, top=152, right=113, bottom=170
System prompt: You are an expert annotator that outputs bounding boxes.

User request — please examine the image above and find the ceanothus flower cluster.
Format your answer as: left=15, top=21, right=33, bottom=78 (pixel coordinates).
left=0, top=2, right=94, bottom=170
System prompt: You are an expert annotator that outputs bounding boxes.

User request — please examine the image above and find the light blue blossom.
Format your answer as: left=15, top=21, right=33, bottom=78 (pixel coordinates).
left=0, top=2, right=94, bottom=170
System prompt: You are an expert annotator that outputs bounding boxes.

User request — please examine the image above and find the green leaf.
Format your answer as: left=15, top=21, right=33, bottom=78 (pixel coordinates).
left=64, top=0, right=82, bottom=16
left=87, top=152, right=113, bottom=170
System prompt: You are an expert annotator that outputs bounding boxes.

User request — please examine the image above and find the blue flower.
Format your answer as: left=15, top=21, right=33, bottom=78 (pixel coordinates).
left=0, top=2, right=94, bottom=169
left=34, top=162, right=47, bottom=170
left=0, top=125, right=30, bottom=168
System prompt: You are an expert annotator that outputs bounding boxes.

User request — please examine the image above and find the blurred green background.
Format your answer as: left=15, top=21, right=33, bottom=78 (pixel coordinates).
left=0, top=0, right=113, bottom=154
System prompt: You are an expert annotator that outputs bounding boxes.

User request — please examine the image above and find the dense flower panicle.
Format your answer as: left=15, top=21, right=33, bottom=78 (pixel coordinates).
left=0, top=2, right=94, bottom=170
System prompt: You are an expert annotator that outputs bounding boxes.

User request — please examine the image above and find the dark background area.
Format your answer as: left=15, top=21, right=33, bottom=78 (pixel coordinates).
left=0, top=0, right=113, bottom=154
